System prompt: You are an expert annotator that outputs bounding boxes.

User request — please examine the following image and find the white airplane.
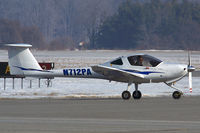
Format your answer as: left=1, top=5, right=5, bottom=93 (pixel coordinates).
left=3, top=44, right=195, bottom=99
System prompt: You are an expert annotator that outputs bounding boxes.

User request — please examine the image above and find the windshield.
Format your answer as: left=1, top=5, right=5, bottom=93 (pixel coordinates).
left=127, top=55, right=162, bottom=67
left=111, top=58, right=123, bottom=65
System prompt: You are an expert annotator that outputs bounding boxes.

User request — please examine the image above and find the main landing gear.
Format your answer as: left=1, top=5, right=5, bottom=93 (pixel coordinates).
left=165, top=82, right=183, bottom=99
left=122, top=83, right=142, bottom=100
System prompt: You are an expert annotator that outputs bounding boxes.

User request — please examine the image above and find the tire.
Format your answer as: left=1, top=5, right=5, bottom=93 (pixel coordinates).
left=122, top=91, right=131, bottom=100
left=172, top=91, right=182, bottom=99
left=132, top=91, right=142, bottom=99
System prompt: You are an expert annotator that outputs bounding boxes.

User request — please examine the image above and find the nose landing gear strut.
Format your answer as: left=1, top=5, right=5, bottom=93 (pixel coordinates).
left=165, top=82, right=183, bottom=99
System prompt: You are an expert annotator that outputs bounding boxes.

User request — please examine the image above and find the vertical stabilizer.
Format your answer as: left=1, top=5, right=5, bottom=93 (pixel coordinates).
left=4, top=44, right=42, bottom=76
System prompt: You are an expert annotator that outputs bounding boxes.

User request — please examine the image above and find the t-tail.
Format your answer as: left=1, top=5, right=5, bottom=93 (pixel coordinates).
left=4, top=44, right=42, bottom=76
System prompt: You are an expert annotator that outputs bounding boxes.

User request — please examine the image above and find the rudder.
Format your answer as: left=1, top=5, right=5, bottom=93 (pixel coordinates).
left=4, top=44, right=42, bottom=76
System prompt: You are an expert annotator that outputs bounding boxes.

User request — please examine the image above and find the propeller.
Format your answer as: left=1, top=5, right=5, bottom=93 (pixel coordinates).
left=187, top=51, right=195, bottom=93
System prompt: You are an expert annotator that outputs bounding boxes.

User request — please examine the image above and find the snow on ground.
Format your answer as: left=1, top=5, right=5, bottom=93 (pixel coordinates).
left=0, top=77, right=200, bottom=99
left=0, top=49, right=200, bottom=99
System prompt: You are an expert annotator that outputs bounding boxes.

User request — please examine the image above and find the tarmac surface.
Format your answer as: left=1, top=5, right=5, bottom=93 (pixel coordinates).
left=0, top=97, right=200, bottom=133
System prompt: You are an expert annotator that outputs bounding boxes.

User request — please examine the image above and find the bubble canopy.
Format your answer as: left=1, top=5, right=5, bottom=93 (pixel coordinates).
left=127, top=54, right=162, bottom=67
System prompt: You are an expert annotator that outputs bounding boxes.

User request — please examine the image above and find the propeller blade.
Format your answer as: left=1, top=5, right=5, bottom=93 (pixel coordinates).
left=189, top=72, right=192, bottom=93
left=187, top=51, right=194, bottom=93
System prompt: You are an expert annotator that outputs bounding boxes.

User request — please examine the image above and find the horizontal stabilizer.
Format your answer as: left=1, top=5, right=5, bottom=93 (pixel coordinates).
left=3, top=44, right=32, bottom=48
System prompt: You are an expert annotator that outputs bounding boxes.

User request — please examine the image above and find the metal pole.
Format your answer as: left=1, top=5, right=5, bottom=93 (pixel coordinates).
left=47, top=79, right=49, bottom=87
left=30, top=80, right=32, bottom=88
left=4, top=78, right=6, bottom=90
left=39, top=78, right=41, bottom=88
left=12, top=78, right=15, bottom=89
left=21, top=78, right=23, bottom=89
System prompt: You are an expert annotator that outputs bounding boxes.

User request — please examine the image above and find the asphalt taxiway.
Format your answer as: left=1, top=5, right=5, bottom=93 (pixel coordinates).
left=0, top=97, right=200, bottom=133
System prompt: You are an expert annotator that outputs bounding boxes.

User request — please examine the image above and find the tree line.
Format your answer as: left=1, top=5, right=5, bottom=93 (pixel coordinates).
left=0, top=0, right=122, bottom=50
left=0, top=0, right=200, bottom=50
left=0, top=19, right=46, bottom=49
left=94, top=0, right=200, bottom=50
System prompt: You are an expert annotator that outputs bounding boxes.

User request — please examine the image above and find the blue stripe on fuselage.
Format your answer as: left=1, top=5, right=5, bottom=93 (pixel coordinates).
left=14, top=66, right=51, bottom=72
left=122, top=69, right=162, bottom=75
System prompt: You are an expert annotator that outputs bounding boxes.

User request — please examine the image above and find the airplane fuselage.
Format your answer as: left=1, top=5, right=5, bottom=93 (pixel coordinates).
left=17, top=61, right=188, bottom=84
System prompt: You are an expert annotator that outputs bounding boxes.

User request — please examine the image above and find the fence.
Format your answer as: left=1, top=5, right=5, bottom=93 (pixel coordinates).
left=0, top=62, right=54, bottom=90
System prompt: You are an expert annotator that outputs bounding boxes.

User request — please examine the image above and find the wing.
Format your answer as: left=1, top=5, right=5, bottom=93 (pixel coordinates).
left=92, top=65, right=144, bottom=82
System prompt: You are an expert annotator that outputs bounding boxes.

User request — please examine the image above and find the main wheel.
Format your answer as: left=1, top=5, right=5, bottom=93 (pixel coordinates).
left=172, top=91, right=182, bottom=99
left=122, top=91, right=131, bottom=100
left=132, top=91, right=142, bottom=99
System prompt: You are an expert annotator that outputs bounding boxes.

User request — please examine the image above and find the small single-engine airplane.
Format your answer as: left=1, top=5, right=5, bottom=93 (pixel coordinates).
left=3, top=44, right=195, bottom=99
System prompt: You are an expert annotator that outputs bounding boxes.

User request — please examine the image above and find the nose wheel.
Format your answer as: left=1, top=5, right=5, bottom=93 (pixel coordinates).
left=172, top=91, right=182, bottom=99
left=165, top=82, right=183, bottom=99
